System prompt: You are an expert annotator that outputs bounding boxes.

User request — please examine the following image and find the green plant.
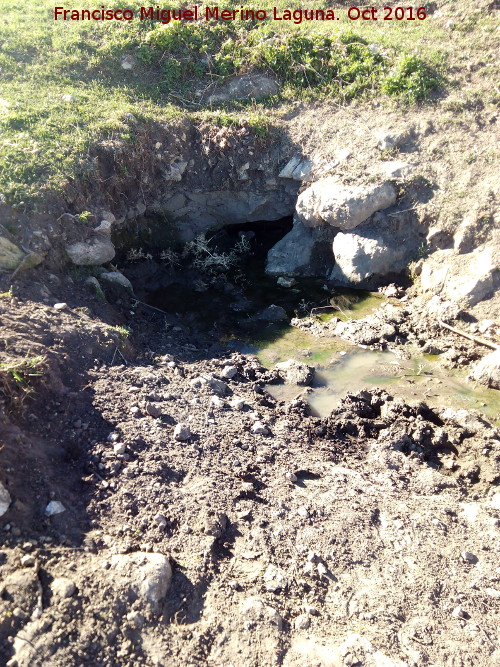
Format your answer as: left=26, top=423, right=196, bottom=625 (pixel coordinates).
left=0, top=354, right=46, bottom=411
left=382, top=55, right=441, bottom=103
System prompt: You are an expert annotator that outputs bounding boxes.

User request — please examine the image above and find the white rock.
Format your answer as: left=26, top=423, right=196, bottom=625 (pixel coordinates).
left=279, top=157, right=314, bottom=181
left=173, top=423, right=191, bottom=441
left=230, top=397, right=246, bottom=411
left=113, top=443, right=126, bottom=456
left=420, top=247, right=495, bottom=307
left=45, top=501, right=66, bottom=517
left=110, top=552, right=172, bottom=611
left=50, top=577, right=76, bottom=598
left=239, top=597, right=283, bottom=629
left=53, top=303, right=67, bottom=311
left=20, top=555, right=36, bottom=567
left=294, top=613, right=311, bottom=630
left=375, top=129, right=408, bottom=150
left=296, top=178, right=397, bottom=230
left=451, top=606, right=467, bottom=619
left=251, top=421, right=269, bottom=435
left=121, top=54, right=136, bottom=70
left=469, top=350, right=500, bottom=390
left=0, top=482, right=11, bottom=517
left=264, top=565, right=288, bottom=592
left=379, top=160, right=414, bottom=179
left=277, top=276, right=297, bottom=288
left=66, top=237, right=115, bottom=266
left=220, top=365, right=238, bottom=380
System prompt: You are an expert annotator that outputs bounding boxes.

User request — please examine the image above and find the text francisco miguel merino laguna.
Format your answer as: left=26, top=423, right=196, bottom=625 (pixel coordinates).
left=54, top=5, right=351, bottom=24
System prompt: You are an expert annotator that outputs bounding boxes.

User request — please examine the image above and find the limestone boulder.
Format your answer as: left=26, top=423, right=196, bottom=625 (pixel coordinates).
left=66, top=236, right=115, bottom=266
left=296, top=178, right=397, bottom=230
left=266, top=222, right=336, bottom=277
left=329, top=212, right=422, bottom=288
left=420, top=247, right=497, bottom=307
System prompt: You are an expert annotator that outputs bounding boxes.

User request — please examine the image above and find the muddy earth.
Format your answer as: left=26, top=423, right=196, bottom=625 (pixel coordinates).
left=0, top=264, right=499, bottom=667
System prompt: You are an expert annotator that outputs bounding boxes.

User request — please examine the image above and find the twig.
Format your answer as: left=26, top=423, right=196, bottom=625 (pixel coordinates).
left=438, top=320, right=499, bottom=350
left=116, top=347, right=129, bottom=365
left=133, top=299, right=170, bottom=315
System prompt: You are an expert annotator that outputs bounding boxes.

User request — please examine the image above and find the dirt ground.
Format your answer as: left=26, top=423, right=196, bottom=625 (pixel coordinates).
left=0, top=267, right=499, bottom=667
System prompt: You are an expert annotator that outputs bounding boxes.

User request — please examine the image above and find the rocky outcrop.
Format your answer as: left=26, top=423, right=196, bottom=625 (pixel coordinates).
left=296, top=178, right=397, bottom=230
left=420, top=246, right=497, bottom=307
left=266, top=222, right=336, bottom=277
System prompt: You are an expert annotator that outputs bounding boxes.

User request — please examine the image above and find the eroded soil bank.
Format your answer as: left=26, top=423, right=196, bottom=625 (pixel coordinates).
left=0, top=265, right=499, bottom=667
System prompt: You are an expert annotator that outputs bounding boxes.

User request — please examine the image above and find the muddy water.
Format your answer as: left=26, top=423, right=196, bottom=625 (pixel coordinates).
left=264, top=349, right=500, bottom=423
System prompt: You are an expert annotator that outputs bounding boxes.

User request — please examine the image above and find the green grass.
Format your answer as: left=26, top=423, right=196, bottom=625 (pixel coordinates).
left=0, top=0, right=496, bottom=208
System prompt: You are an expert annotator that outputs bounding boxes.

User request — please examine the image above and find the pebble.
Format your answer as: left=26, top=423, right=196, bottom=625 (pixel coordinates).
left=294, top=613, right=311, bottom=630
left=113, top=443, right=126, bottom=456
left=173, top=423, right=191, bottom=441
left=285, top=472, right=298, bottom=483
left=251, top=421, right=269, bottom=435
left=45, top=500, right=66, bottom=517
left=20, top=554, right=36, bottom=567
left=230, top=397, right=246, bottom=411
left=53, top=302, right=67, bottom=311
left=451, top=606, right=467, bottom=619
left=221, top=365, right=238, bottom=380
left=146, top=403, right=162, bottom=418
left=154, top=513, right=168, bottom=528
left=460, top=551, right=478, bottom=564
left=107, top=432, right=120, bottom=442
left=130, top=406, right=141, bottom=417
left=297, top=506, right=309, bottom=518
left=126, top=611, right=145, bottom=628
left=50, top=577, right=76, bottom=598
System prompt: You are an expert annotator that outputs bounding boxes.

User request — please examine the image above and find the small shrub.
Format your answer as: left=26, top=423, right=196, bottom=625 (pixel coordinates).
left=382, top=55, right=441, bottom=103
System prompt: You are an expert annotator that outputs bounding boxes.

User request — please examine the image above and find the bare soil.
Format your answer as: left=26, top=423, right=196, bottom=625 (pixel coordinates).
left=0, top=269, right=499, bottom=667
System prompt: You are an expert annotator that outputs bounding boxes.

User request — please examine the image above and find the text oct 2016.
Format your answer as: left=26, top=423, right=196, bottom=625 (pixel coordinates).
left=52, top=6, right=429, bottom=24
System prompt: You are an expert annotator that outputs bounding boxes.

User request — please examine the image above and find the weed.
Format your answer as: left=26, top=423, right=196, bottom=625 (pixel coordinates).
left=0, top=354, right=46, bottom=412
left=382, top=55, right=441, bottom=103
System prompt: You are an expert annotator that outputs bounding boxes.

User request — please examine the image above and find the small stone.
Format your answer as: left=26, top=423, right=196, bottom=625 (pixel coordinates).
left=317, top=562, right=327, bottom=576
left=20, top=555, right=36, bottom=567
left=294, top=613, right=311, bottom=630
left=277, top=277, right=297, bottom=288
left=264, top=564, right=288, bottom=592
left=154, top=513, right=168, bottom=528
left=126, top=611, right=145, bottom=628
left=221, top=366, right=238, bottom=380
left=451, top=606, right=467, bottom=619
left=241, top=482, right=254, bottom=493
left=251, top=421, right=269, bottom=435
left=303, top=604, right=319, bottom=616
left=53, top=302, right=67, bottom=311
left=461, top=551, right=478, bottom=564
left=45, top=501, right=66, bottom=517
left=146, top=403, right=162, bottom=418
left=107, top=432, right=120, bottom=442
left=51, top=577, right=76, bottom=598
left=285, top=472, right=298, bottom=483
left=174, top=423, right=191, bottom=441
left=230, top=397, right=246, bottom=411
left=130, top=406, right=141, bottom=416
left=297, top=506, right=309, bottom=518
left=113, top=443, right=126, bottom=456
